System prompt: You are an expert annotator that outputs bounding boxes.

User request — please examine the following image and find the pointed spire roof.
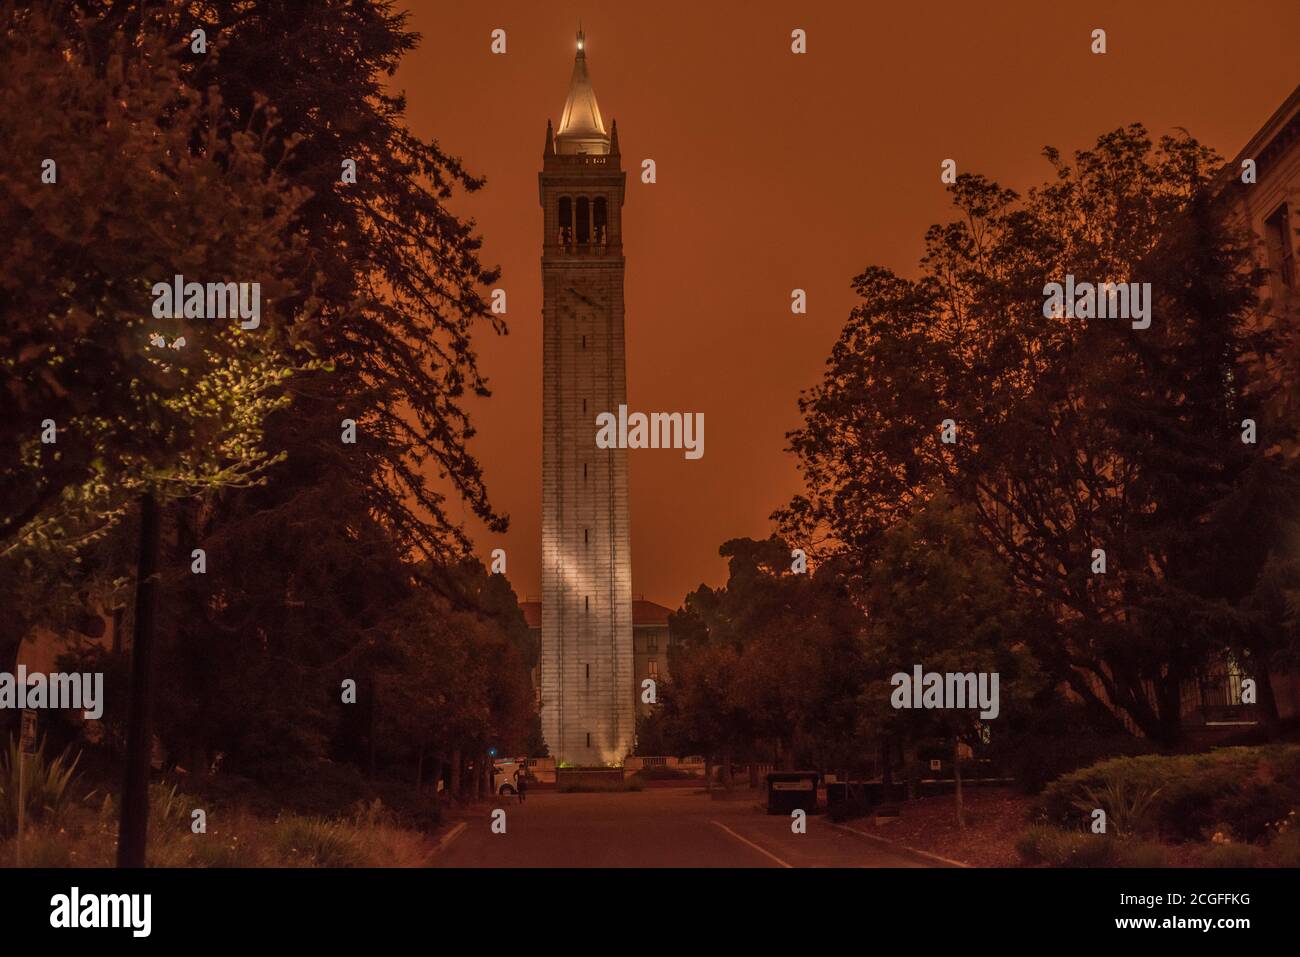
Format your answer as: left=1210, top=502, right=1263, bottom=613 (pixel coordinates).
left=555, top=26, right=609, bottom=155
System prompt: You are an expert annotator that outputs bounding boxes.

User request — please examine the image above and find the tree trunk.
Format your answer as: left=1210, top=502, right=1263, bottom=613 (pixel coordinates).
left=720, top=749, right=734, bottom=790
left=416, top=750, right=424, bottom=791
left=431, top=756, right=445, bottom=794
left=450, top=748, right=462, bottom=800
left=118, top=490, right=161, bottom=869
left=904, top=738, right=917, bottom=802
left=748, top=761, right=758, bottom=790
left=953, top=737, right=965, bottom=830
left=366, top=675, right=377, bottom=780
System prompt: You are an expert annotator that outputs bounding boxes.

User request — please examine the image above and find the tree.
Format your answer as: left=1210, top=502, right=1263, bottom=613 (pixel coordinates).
left=658, top=538, right=869, bottom=781
left=0, top=6, right=314, bottom=553
left=150, top=0, right=510, bottom=558
left=861, top=492, right=1042, bottom=826
left=779, top=126, right=1291, bottom=745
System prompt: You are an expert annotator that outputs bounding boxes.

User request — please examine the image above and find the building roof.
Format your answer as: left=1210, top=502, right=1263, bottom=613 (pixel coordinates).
left=518, top=599, right=673, bottom=629
left=1216, top=83, right=1300, bottom=193
left=555, top=28, right=609, bottom=155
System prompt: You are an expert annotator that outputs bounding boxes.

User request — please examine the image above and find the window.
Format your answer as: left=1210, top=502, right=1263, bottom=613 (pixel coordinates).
left=594, top=196, right=608, bottom=245
left=586, top=732, right=591, bottom=748
left=585, top=595, right=590, bottom=612
left=647, top=635, right=658, bottom=653
left=582, top=398, right=587, bottom=413
left=1265, top=203, right=1295, bottom=289
left=583, top=462, right=588, bottom=481
left=648, top=660, right=658, bottom=677
left=557, top=196, right=572, bottom=245
left=576, top=196, right=590, bottom=244
left=581, top=334, right=586, bottom=350
left=584, top=527, right=589, bottom=545
left=585, top=662, right=590, bottom=680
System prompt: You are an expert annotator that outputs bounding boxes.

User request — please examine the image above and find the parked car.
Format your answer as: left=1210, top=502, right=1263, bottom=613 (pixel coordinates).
left=493, top=760, right=528, bottom=795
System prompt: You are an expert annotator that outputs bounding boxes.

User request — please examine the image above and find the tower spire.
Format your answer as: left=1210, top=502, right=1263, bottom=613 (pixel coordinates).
left=556, top=25, right=608, bottom=154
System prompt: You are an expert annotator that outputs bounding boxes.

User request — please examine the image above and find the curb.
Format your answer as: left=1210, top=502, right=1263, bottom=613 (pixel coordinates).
left=829, top=821, right=971, bottom=868
left=430, top=821, right=467, bottom=858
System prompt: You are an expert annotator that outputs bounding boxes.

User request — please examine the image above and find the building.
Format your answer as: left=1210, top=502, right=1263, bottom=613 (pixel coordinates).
left=521, top=598, right=673, bottom=729
left=1218, top=82, right=1300, bottom=731
left=1223, top=83, right=1300, bottom=317
left=537, top=29, right=635, bottom=765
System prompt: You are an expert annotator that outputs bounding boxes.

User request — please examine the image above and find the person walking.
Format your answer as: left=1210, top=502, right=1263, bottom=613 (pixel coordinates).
left=514, top=765, right=527, bottom=804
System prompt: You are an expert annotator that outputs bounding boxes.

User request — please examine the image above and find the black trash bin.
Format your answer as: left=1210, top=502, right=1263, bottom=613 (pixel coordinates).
left=766, top=771, right=819, bottom=815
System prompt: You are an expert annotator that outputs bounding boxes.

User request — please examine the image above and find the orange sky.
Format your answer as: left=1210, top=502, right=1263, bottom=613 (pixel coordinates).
left=393, top=0, right=1300, bottom=606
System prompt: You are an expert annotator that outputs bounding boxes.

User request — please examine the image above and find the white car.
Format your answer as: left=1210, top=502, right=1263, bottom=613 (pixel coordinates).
left=493, top=761, right=524, bottom=795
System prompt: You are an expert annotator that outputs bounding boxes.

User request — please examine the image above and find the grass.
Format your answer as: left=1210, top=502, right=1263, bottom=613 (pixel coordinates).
left=0, top=785, right=438, bottom=868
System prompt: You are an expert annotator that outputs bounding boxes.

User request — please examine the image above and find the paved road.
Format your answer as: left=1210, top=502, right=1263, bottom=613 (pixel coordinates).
left=431, top=789, right=935, bottom=868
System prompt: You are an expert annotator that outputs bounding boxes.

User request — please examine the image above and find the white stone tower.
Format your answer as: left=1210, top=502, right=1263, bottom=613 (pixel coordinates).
left=538, top=28, right=634, bottom=765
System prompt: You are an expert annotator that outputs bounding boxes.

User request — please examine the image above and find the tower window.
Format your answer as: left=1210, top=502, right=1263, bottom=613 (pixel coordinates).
left=583, top=462, right=588, bottom=481
left=585, top=595, right=590, bottom=612
left=648, top=660, right=658, bottom=677
left=558, top=196, right=572, bottom=245
left=584, top=527, right=589, bottom=545
left=594, top=196, right=608, bottom=245
left=582, top=398, right=587, bottom=413
left=586, top=662, right=590, bottom=680
left=582, top=334, right=586, bottom=350
left=576, top=196, right=590, bottom=244
left=586, top=732, right=591, bottom=748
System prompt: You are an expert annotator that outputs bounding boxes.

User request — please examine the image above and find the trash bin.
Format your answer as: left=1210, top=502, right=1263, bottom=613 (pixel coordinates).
left=766, top=771, right=819, bottom=815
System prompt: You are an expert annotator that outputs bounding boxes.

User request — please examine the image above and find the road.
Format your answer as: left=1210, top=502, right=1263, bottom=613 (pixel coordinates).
left=430, top=789, right=937, bottom=868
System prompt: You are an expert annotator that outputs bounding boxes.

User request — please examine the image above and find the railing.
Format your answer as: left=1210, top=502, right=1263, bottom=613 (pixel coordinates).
left=552, top=240, right=613, bottom=257
left=549, top=154, right=612, bottom=167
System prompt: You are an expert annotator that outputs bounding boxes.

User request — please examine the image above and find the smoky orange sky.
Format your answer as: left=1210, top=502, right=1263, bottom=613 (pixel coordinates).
left=393, top=0, right=1300, bottom=607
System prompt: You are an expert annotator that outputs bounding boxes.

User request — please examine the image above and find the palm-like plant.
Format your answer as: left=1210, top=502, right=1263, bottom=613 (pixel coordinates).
left=0, top=736, right=82, bottom=835
left=1071, top=779, right=1163, bottom=838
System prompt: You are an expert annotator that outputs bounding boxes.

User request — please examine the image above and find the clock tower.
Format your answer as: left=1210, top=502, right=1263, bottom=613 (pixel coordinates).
left=538, top=29, right=634, bottom=765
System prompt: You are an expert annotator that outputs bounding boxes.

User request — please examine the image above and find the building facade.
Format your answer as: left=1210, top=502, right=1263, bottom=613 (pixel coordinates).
left=538, top=30, right=635, bottom=765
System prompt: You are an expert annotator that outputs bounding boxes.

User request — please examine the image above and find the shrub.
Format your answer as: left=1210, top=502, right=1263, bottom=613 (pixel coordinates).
left=1265, top=828, right=1300, bottom=867
left=1199, top=842, right=1265, bottom=867
left=0, top=737, right=81, bottom=836
left=272, top=815, right=364, bottom=867
left=1070, top=779, right=1163, bottom=837
left=1114, top=841, right=1168, bottom=867
left=1015, top=825, right=1120, bottom=867
left=370, top=784, right=443, bottom=833
left=1036, top=745, right=1300, bottom=843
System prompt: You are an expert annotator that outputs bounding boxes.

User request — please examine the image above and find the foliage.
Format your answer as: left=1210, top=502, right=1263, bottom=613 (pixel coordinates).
left=777, top=124, right=1296, bottom=744
left=1, top=5, right=316, bottom=547
left=0, top=737, right=81, bottom=836
left=654, top=537, right=870, bottom=772
left=1069, top=780, right=1163, bottom=838
left=272, top=816, right=364, bottom=867
left=1036, top=745, right=1300, bottom=843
